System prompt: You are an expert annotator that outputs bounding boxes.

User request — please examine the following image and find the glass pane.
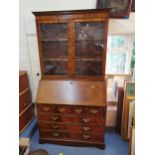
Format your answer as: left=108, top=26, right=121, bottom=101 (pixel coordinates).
left=40, top=23, right=68, bottom=75
left=75, top=22, right=104, bottom=76
left=43, top=60, right=68, bottom=75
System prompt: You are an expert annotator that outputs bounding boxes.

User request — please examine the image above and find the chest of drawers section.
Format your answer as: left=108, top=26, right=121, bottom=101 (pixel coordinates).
left=37, top=104, right=106, bottom=148
left=36, top=80, right=107, bottom=149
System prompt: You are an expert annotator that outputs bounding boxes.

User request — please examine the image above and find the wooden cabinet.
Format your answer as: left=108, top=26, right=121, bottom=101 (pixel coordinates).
left=36, top=80, right=107, bottom=148
left=19, top=71, right=34, bottom=133
left=33, top=9, right=110, bottom=80
left=33, top=9, right=109, bottom=149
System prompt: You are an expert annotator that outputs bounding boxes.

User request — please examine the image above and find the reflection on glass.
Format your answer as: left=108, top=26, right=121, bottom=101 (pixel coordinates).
left=40, top=23, right=68, bottom=75
left=75, top=22, right=104, bottom=76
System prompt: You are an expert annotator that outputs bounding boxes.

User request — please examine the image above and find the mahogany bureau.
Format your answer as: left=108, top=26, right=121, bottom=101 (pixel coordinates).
left=33, top=9, right=110, bottom=149
left=19, top=71, right=34, bottom=133
left=36, top=80, right=107, bottom=148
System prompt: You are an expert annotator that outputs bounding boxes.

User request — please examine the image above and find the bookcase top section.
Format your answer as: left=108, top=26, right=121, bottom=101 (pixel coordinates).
left=32, top=9, right=111, bottom=16
left=36, top=80, right=107, bottom=107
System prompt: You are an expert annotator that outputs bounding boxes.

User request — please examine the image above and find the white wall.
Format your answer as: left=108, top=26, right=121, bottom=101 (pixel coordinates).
left=19, top=0, right=135, bottom=101
left=109, top=13, right=135, bottom=34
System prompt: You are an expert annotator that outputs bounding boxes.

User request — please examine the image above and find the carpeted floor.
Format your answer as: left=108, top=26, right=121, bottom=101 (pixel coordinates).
left=30, top=128, right=128, bottom=155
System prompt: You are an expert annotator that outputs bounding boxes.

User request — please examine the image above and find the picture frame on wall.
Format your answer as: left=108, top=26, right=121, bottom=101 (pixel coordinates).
left=131, top=0, right=135, bottom=12
left=125, top=81, right=135, bottom=97
left=129, top=126, right=135, bottom=155
left=121, top=81, right=135, bottom=140
left=121, top=96, right=135, bottom=140
left=127, top=99, right=135, bottom=138
left=96, top=0, right=132, bottom=18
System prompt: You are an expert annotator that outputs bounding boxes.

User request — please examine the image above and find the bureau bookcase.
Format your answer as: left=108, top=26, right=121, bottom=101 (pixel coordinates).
left=33, top=9, right=110, bottom=149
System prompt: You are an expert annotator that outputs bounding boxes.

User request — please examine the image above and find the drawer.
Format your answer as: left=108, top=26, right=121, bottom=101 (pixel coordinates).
left=19, top=89, right=32, bottom=113
left=19, top=73, right=29, bottom=93
left=37, top=104, right=106, bottom=116
left=40, top=130, right=103, bottom=142
left=19, top=104, right=34, bottom=133
left=85, top=107, right=105, bottom=116
left=37, top=105, right=72, bottom=114
left=37, top=104, right=53, bottom=113
left=40, top=130, right=69, bottom=139
left=37, top=114, right=105, bottom=125
left=38, top=121, right=104, bottom=133
left=72, top=106, right=105, bottom=116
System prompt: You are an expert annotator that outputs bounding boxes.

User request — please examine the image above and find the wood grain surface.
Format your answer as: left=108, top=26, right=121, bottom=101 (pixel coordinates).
left=36, top=80, right=107, bottom=106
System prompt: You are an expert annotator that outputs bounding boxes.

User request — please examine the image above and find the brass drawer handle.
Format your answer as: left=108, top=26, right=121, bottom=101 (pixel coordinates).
left=82, top=134, right=90, bottom=140
left=52, top=132, right=60, bottom=137
left=51, top=116, right=59, bottom=121
left=75, top=108, right=83, bottom=114
left=91, top=109, right=98, bottom=114
left=83, top=118, right=90, bottom=123
left=43, top=107, right=50, bottom=112
left=58, top=107, right=66, bottom=113
left=82, top=126, right=90, bottom=131
left=52, top=124, right=59, bottom=129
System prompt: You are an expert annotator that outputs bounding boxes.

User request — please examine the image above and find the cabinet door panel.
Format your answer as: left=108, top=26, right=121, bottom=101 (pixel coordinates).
left=40, top=23, right=69, bottom=76
left=74, top=22, right=104, bottom=77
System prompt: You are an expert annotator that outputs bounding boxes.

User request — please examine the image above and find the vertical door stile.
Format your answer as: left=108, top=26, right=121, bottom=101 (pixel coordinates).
left=68, top=20, right=75, bottom=78
left=36, top=21, right=44, bottom=79
left=102, top=18, right=109, bottom=80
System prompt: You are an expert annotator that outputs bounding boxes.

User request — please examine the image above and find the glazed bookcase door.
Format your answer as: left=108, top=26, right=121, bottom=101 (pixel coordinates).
left=74, top=20, right=105, bottom=78
left=39, top=23, right=69, bottom=76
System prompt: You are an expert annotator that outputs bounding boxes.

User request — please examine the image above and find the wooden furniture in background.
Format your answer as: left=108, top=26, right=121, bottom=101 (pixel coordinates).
left=19, top=71, right=34, bottom=133
left=33, top=9, right=110, bottom=81
left=36, top=80, right=107, bottom=149
left=116, top=87, right=124, bottom=135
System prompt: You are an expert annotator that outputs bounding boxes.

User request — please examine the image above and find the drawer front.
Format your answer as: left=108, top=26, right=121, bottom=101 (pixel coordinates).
left=37, top=114, right=105, bottom=125
left=19, top=73, right=29, bottom=93
left=72, top=106, right=105, bottom=116
left=19, top=89, right=32, bottom=113
left=40, top=130, right=103, bottom=142
left=38, top=121, right=104, bottom=133
left=40, top=130, right=69, bottom=139
left=37, top=104, right=53, bottom=113
left=37, top=104, right=105, bottom=116
left=19, top=104, right=34, bottom=132
left=37, top=105, right=71, bottom=114
left=85, top=107, right=105, bottom=116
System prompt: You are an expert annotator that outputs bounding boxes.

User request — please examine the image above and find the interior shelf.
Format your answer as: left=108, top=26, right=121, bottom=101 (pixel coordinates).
left=75, top=58, right=102, bottom=61
left=42, top=39, right=68, bottom=42
left=43, top=58, right=68, bottom=61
